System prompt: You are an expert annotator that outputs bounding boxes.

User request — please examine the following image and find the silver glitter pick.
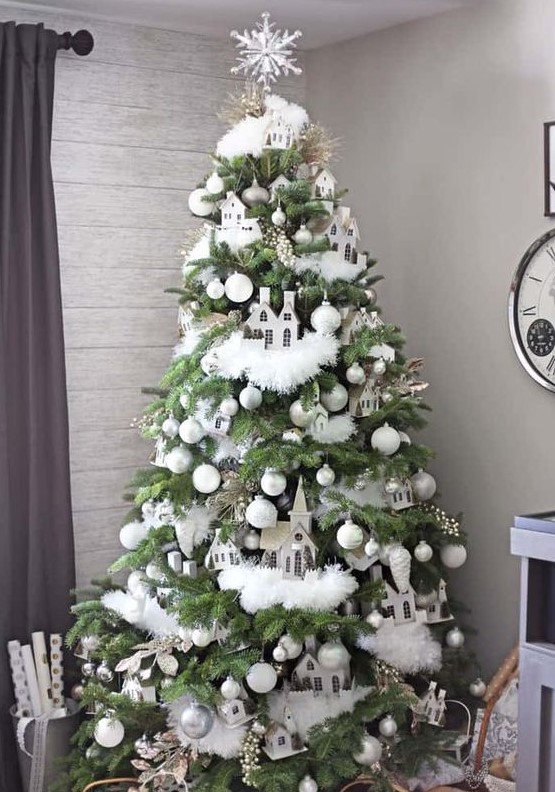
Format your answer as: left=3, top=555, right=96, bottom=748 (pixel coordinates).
left=230, top=12, right=302, bottom=92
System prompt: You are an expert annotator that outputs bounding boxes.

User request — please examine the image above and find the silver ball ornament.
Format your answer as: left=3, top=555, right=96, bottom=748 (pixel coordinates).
left=179, top=417, right=205, bottom=444
left=246, top=662, right=277, bottom=693
left=192, top=464, right=221, bottom=494
left=372, top=358, right=387, bottom=376
left=180, top=701, right=215, bottom=738
left=446, top=626, right=465, bottom=648
left=366, top=609, right=384, bottom=629
left=364, top=287, right=377, bottom=305
left=469, top=678, right=487, bottom=698
left=364, top=537, right=380, bottom=557
left=165, top=446, right=193, bottom=474
left=272, top=644, right=288, bottom=662
left=279, top=634, right=303, bottom=659
left=243, top=529, right=261, bottom=550
left=294, top=225, right=313, bottom=244
left=414, top=540, right=433, bottom=563
left=310, top=300, right=342, bottom=333
left=94, top=716, right=125, bottom=748
left=206, top=278, right=225, bottom=300
left=220, top=676, right=241, bottom=700
left=378, top=715, right=398, bottom=738
left=271, top=206, right=286, bottom=226
left=239, top=384, right=263, bottom=411
left=260, top=468, right=287, bottom=497
left=440, top=544, right=467, bottom=569
left=317, top=641, right=350, bottom=670
left=252, top=719, right=267, bottom=735
left=224, top=272, right=254, bottom=303
left=316, top=463, right=336, bottom=487
left=320, top=383, right=348, bottom=412
left=298, top=775, right=318, bottom=792
left=370, top=423, right=401, bottom=456
left=398, top=431, right=411, bottom=445
left=414, top=589, right=438, bottom=608
left=145, top=561, right=164, bottom=581
left=384, top=477, right=401, bottom=495
left=242, top=178, right=270, bottom=207
left=220, top=396, right=239, bottom=417
left=82, top=662, right=96, bottom=678
left=346, top=362, right=366, bottom=384
left=410, top=469, right=437, bottom=501
left=289, top=399, right=315, bottom=427
left=96, top=661, right=114, bottom=683
left=353, top=734, right=382, bottom=765
left=381, top=390, right=394, bottom=404
left=71, top=683, right=84, bottom=701
left=188, top=188, right=215, bottom=217
left=336, top=518, right=364, bottom=550
left=161, top=416, right=180, bottom=438
left=246, top=495, right=278, bottom=529
left=205, top=172, right=224, bottom=194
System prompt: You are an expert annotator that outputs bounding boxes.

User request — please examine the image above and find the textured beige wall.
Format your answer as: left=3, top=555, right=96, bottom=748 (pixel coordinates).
left=306, top=0, right=555, bottom=675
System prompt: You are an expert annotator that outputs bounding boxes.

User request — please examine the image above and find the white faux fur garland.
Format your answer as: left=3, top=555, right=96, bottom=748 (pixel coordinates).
left=218, top=563, right=358, bottom=613
left=357, top=620, right=442, bottom=674
left=293, top=250, right=367, bottom=284
left=101, top=590, right=184, bottom=639
left=173, top=504, right=216, bottom=557
left=167, top=696, right=248, bottom=758
left=308, top=414, right=357, bottom=443
left=267, top=685, right=374, bottom=742
left=210, top=330, right=339, bottom=393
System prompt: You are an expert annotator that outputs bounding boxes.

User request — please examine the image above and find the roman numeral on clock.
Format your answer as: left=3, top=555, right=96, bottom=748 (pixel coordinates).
left=521, top=306, right=537, bottom=316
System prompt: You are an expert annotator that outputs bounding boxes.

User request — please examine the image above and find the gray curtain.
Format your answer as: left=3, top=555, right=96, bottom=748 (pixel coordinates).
left=0, top=22, right=75, bottom=792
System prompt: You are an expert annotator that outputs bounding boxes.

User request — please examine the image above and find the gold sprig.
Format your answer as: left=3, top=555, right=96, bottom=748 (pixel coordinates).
left=420, top=502, right=461, bottom=539
left=219, top=82, right=266, bottom=125
left=207, top=471, right=252, bottom=523
left=298, top=122, right=340, bottom=167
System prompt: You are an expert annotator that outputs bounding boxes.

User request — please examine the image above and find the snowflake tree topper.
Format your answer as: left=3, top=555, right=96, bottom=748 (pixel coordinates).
left=230, top=12, right=302, bottom=92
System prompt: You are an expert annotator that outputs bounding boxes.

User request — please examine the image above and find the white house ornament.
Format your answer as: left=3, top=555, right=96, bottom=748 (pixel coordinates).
left=469, top=678, right=487, bottom=698
left=192, top=464, right=221, bottom=494
left=246, top=662, right=278, bottom=693
left=316, top=463, right=335, bottom=486
left=221, top=676, right=242, bottom=700
left=179, top=417, right=205, bottom=444
left=94, top=716, right=125, bottom=748
left=440, top=544, right=467, bottom=569
left=310, top=299, right=342, bottom=334
left=353, top=734, right=383, bottom=765
left=320, top=383, right=348, bottom=412
left=243, top=528, right=261, bottom=550
left=389, top=545, right=412, bottom=593
left=317, top=641, right=350, bottom=670
left=220, top=396, right=240, bottom=416
left=346, top=362, right=366, bottom=384
left=119, top=520, right=149, bottom=550
left=224, top=271, right=254, bottom=303
left=246, top=495, right=278, bottom=528
left=180, top=701, right=215, bottom=739
left=165, top=446, right=193, bottom=474
left=161, top=416, right=180, bottom=438
left=370, top=423, right=401, bottom=456
left=206, top=278, right=226, bottom=300
left=414, top=540, right=433, bottom=563
left=298, top=775, right=318, bottom=792
left=206, top=172, right=225, bottom=194
left=271, top=205, right=287, bottom=226
left=446, top=627, right=465, bottom=648
left=261, top=468, right=287, bottom=496
left=239, top=383, right=263, bottom=410
left=241, top=178, right=270, bottom=207
left=188, top=187, right=215, bottom=217
left=366, top=609, right=384, bottom=629
left=336, top=518, right=364, bottom=550
left=294, top=224, right=313, bottom=245
left=289, top=399, right=315, bottom=427
left=410, top=469, right=437, bottom=501
left=378, top=714, right=398, bottom=738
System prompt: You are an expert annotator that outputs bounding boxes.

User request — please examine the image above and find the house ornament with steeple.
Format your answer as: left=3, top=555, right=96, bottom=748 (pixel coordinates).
left=245, top=287, right=301, bottom=350
left=260, top=478, right=317, bottom=578
left=325, top=206, right=368, bottom=266
left=413, top=681, right=447, bottom=727
left=348, top=379, right=380, bottom=418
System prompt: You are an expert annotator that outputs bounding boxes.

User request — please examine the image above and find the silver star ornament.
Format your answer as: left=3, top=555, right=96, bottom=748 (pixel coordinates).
left=230, top=12, right=302, bottom=92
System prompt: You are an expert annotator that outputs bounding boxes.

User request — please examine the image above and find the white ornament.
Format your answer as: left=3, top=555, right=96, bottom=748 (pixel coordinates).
left=119, top=521, right=149, bottom=550
left=246, top=495, right=278, bottom=529
left=145, top=561, right=164, bottom=581
left=446, top=627, right=465, bottom=648
left=320, top=383, right=348, bottom=412
left=246, top=662, right=277, bottom=693
left=271, top=206, right=286, bottom=226
left=289, top=400, right=315, bottom=427
left=298, top=775, right=318, bottom=792
left=239, top=384, right=263, bottom=410
left=294, top=225, right=313, bottom=245
left=366, top=609, right=384, bottom=629
left=272, top=644, right=288, bottom=662
left=206, top=278, right=225, bottom=300
left=336, top=518, right=364, bottom=550
left=317, top=641, right=350, bottom=670
left=225, top=272, right=254, bottom=303
left=243, top=529, right=261, bottom=550
left=180, top=701, right=214, bottom=738
left=127, top=570, right=148, bottom=595
left=414, top=589, right=438, bottom=608
left=378, top=715, right=398, bottom=738
left=469, top=678, right=487, bottom=698
left=316, top=464, right=335, bottom=487
left=440, top=544, right=467, bottom=569
left=346, top=362, right=366, bottom=384
left=94, top=717, right=125, bottom=748
left=206, top=172, right=225, bottom=194
left=370, top=423, right=401, bottom=456
left=261, top=468, right=287, bottom=497
left=372, top=358, right=387, bottom=376
left=353, top=734, right=382, bottom=765
left=310, top=300, right=341, bottom=334
left=179, top=417, right=205, bottom=444
left=188, top=188, right=215, bottom=217
left=220, top=397, right=240, bottom=417
left=192, top=464, right=221, bottom=494
left=165, top=446, right=193, bottom=474
left=414, top=540, right=433, bottom=563
left=221, top=676, right=241, bottom=700
left=161, top=416, right=180, bottom=438
left=411, top=469, right=437, bottom=501
left=192, top=627, right=214, bottom=647
left=384, top=477, right=401, bottom=494
left=280, top=635, right=303, bottom=659
left=364, top=537, right=380, bottom=557
left=81, top=635, right=100, bottom=653
left=389, top=546, right=412, bottom=593
left=242, top=178, right=270, bottom=207
left=200, top=352, right=219, bottom=375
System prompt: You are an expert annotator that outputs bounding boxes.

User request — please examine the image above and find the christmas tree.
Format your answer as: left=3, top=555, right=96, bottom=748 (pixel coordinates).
left=66, top=13, right=480, bottom=792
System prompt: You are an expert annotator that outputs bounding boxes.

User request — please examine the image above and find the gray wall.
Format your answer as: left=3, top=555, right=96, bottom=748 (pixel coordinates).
left=307, top=0, right=555, bottom=675
left=0, top=4, right=305, bottom=587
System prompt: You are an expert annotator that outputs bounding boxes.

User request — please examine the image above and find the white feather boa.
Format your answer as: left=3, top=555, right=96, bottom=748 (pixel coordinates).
left=357, top=620, right=442, bottom=674
left=101, top=590, right=185, bottom=639
left=308, top=414, right=357, bottom=443
left=293, top=251, right=367, bottom=284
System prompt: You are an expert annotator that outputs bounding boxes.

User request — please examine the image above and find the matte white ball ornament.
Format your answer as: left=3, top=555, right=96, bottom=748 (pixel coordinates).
left=298, top=775, right=318, bottom=792
left=411, top=469, right=437, bottom=501
left=179, top=417, right=205, bottom=444
left=353, top=734, right=382, bottom=765
left=165, top=446, right=193, bottom=474
left=370, top=423, right=401, bottom=456
left=205, top=172, right=225, bottom=194
left=279, top=634, right=303, bottom=659
left=239, top=384, right=263, bottom=411
left=446, top=626, right=465, bottom=648
left=261, top=468, right=287, bottom=497
left=224, top=272, right=254, bottom=303
left=469, top=678, right=487, bottom=698
left=246, top=662, right=278, bottom=693
left=320, top=383, right=348, bottom=412
left=180, top=701, right=214, bottom=739
left=119, top=521, right=149, bottom=550
left=161, top=416, right=180, bottom=438
left=220, top=676, right=241, bottom=700
left=440, top=544, right=467, bottom=569
left=220, top=397, right=240, bottom=417
left=145, top=561, right=164, bottom=582
left=414, top=540, right=433, bottom=563
left=294, top=225, right=313, bottom=245
left=206, top=278, right=225, bottom=300
left=192, top=627, right=214, bottom=647
left=246, top=495, right=278, bottom=529
left=192, top=464, right=221, bottom=494
left=272, top=644, right=288, bottom=662
left=243, top=529, right=261, bottom=550
left=310, top=300, right=342, bottom=334
left=241, top=178, right=270, bottom=207
left=289, top=400, right=315, bottom=427
left=336, top=518, right=364, bottom=550
left=364, top=537, right=380, bottom=557
left=372, top=358, right=387, bottom=376
left=366, top=609, right=384, bottom=629
left=316, top=463, right=336, bottom=487
left=94, top=717, right=125, bottom=748
left=378, top=715, right=398, bottom=738
left=271, top=206, right=286, bottom=226
left=188, top=188, right=215, bottom=217
left=346, top=362, right=366, bottom=384
left=317, top=641, right=350, bottom=670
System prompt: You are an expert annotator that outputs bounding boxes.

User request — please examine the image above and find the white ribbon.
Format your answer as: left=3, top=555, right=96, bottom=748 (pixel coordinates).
left=16, top=713, right=53, bottom=792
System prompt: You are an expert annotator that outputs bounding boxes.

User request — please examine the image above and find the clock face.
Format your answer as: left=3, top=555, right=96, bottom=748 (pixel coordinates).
left=509, top=229, right=555, bottom=391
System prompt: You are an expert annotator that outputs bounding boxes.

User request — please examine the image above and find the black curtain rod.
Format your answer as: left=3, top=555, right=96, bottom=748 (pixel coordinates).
left=57, top=29, right=94, bottom=56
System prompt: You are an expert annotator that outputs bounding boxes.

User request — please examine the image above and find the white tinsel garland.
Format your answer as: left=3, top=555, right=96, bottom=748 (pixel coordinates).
left=210, top=330, right=339, bottom=393
left=218, top=563, right=358, bottom=613
left=293, top=251, right=367, bottom=284
left=267, top=685, right=374, bottom=741
left=167, top=696, right=248, bottom=758
left=101, top=590, right=184, bottom=639
left=308, top=414, right=357, bottom=443
left=357, top=621, right=442, bottom=674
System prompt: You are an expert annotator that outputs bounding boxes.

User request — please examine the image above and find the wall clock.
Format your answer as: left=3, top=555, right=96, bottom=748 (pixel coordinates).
left=509, top=228, right=555, bottom=392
